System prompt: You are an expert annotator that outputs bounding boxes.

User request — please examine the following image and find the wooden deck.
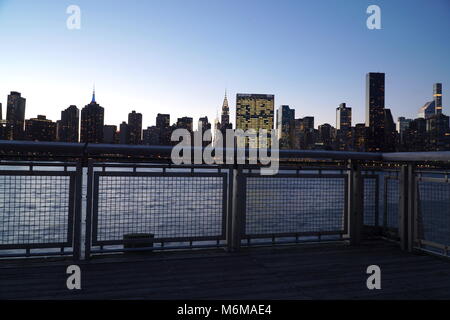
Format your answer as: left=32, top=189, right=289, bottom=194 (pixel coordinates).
left=1, top=241, right=450, bottom=300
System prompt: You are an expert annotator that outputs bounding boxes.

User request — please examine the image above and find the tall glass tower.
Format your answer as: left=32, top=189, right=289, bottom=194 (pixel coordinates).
left=434, top=83, right=442, bottom=114
left=365, top=72, right=385, bottom=151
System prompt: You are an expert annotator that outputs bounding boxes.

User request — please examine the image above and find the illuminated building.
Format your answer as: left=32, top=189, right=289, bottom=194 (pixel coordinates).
left=59, top=105, right=79, bottom=142
left=434, top=83, right=442, bottom=115
left=291, top=116, right=315, bottom=150
left=128, top=110, right=142, bottom=144
left=236, top=93, right=274, bottom=148
left=354, top=123, right=367, bottom=152
left=80, top=89, right=104, bottom=143
left=276, top=105, right=295, bottom=149
left=365, top=73, right=385, bottom=151
left=25, top=115, right=57, bottom=141
left=336, top=103, right=352, bottom=150
left=397, top=117, right=412, bottom=145
left=6, top=91, right=26, bottom=140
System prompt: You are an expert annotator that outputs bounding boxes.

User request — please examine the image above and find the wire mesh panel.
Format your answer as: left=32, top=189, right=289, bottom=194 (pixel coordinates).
left=0, top=170, right=76, bottom=255
left=363, top=175, right=378, bottom=226
left=244, top=174, right=347, bottom=239
left=91, top=171, right=227, bottom=247
left=417, top=179, right=450, bottom=254
left=384, top=176, right=400, bottom=230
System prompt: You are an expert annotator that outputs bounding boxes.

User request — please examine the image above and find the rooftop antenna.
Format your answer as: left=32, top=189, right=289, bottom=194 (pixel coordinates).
left=91, top=83, right=96, bottom=103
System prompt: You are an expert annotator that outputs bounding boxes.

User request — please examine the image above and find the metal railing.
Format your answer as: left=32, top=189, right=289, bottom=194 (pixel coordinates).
left=414, top=170, right=450, bottom=256
left=85, top=162, right=229, bottom=256
left=239, top=168, right=348, bottom=245
left=1, top=141, right=450, bottom=259
left=0, top=161, right=82, bottom=258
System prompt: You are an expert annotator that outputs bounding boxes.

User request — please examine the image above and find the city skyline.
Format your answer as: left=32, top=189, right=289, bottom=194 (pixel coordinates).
left=1, top=75, right=449, bottom=154
left=0, top=74, right=448, bottom=132
left=0, top=0, right=449, bottom=128
left=0, top=76, right=447, bottom=131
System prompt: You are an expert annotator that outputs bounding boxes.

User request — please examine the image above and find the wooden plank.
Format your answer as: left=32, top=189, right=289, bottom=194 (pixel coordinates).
left=1, top=240, right=450, bottom=300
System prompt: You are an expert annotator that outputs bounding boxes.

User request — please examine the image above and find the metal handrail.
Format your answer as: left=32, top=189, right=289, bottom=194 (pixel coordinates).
left=381, top=152, right=450, bottom=162
left=0, top=140, right=389, bottom=161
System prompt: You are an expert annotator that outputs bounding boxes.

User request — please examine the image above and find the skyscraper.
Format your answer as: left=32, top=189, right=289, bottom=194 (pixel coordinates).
left=59, top=105, right=79, bottom=142
left=418, top=101, right=435, bottom=119
left=291, top=116, right=315, bottom=150
left=397, top=117, right=412, bottom=145
left=354, top=123, right=367, bottom=152
left=276, top=105, right=295, bottom=149
left=0, top=103, right=5, bottom=140
left=198, top=116, right=211, bottom=147
left=128, top=110, right=142, bottom=144
left=119, top=121, right=130, bottom=144
left=25, top=115, right=57, bottom=142
left=336, top=103, right=352, bottom=130
left=317, top=123, right=333, bottom=149
left=426, top=114, right=449, bottom=151
left=365, top=73, right=385, bottom=151
left=80, top=89, right=104, bottom=143
left=336, top=103, right=352, bottom=150
left=403, top=118, right=427, bottom=151
left=176, top=117, right=193, bottom=132
left=103, top=125, right=117, bottom=144
left=156, top=113, right=172, bottom=145
left=426, top=83, right=449, bottom=150
left=384, top=108, right=397, bottom=152
left=220, top=91, right=231, bottom=130
left=236, top=93, right=274, bottom=148
left=434, top=83, right=443, bottom=115
left=156, top=113, right=170, bottom=129
left=143, top=126, right=161, bottom=145
left=214, top=92, right=233, bottom=149
left=198, top=116, right=211, bottom=133
left=6, top=91, right=26, bottom=140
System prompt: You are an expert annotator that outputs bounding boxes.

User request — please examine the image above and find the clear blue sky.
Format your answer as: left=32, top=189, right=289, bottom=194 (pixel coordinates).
left=0, top=0, right=449, bottom=129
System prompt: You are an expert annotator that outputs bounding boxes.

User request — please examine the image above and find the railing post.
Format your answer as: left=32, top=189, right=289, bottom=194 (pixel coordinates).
left=225, top=165, right=234, bottom=252
left=407, top=164, right=416, bottom=252
left=85, top=159, right=94, bottom=259
left=73, top=161, right=83, bottom=261
left=399, top=165, right=408, bottom=251
left=399, top=164, right=415, bottom=252
left=229, top=165, right=246, bottom=252
left=348, top=160, right=363, bottom=245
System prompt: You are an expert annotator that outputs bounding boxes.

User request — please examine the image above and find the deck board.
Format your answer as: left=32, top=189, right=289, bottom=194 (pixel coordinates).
left=1, top=241, right=449, bottom=300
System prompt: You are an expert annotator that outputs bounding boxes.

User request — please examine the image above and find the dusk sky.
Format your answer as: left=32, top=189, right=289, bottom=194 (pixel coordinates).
left=0, top=0, right=449, bottom=129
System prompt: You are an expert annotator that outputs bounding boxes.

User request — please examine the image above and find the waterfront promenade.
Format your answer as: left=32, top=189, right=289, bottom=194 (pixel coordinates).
left=1, top=142, right=450, bottom=300
left=1, top=241, right=450, bottom=300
